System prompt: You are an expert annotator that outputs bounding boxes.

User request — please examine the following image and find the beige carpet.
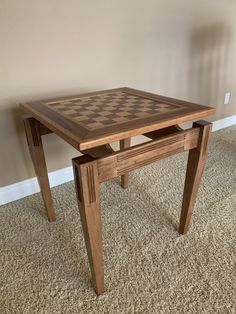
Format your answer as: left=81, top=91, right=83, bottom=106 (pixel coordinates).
left=0, top=126, right=236, bottom=314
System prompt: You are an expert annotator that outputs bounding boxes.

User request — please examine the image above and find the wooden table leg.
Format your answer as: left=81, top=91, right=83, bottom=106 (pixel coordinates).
left=73, top=156, right=105, bottom=295
left=23, top=118, right=56, bottom=222
left=120, top=138, right=131, bottom=189
left=179, top=121, right=212, bottom=234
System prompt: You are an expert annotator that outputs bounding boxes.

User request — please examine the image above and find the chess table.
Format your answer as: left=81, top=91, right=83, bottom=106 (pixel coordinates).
left=21, top=87, right=215, bottom=295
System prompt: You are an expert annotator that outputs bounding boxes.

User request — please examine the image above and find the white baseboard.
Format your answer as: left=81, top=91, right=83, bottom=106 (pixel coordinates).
left=1, top=115, right=235, bottom=206
left=0, top=166, right=74, bottom=206
left=212, top=114, right=236, bottom=131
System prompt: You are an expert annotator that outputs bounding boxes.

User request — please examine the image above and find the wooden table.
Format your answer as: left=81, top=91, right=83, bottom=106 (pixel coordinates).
left=21, top=87, right=215, bottom=294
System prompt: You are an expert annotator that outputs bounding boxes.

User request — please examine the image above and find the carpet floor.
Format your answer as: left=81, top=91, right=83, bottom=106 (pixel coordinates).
left=0, top=126, right=236, bottom=314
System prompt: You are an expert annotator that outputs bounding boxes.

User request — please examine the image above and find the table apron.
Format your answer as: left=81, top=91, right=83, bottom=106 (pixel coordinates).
left=97, top=127, right=200, bottom=182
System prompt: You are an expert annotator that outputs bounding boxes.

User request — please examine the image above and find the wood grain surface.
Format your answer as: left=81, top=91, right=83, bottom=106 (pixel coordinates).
left=21, top=87, right=215, bottom=150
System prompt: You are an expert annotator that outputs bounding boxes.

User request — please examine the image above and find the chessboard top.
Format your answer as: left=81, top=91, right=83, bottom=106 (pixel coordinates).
left=21, top=87, right=215, bottom=150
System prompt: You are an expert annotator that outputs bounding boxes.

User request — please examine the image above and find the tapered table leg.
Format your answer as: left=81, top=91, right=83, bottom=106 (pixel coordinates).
left=24, top=118, right=56, bottom=222
left=179, top=121, right=212, bottom=234
left=73, top=156, right=105, bottom=295
left=120, top=138, right=131, bottom=189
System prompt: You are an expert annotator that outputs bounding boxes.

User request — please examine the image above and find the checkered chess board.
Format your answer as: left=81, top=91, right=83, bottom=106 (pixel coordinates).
left=45, top=91, right=181, bottom=130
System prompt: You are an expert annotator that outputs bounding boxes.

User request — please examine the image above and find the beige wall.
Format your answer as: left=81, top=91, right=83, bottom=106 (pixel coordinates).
left=0, top=0, right=236, bottom=187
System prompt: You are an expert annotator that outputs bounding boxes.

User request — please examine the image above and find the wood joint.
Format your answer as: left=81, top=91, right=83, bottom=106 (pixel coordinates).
left=39, top=124, right=53, bottom=136
left=144, top=125, right=183, bottom=140
left=23, top=118, right=40, bottom=147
